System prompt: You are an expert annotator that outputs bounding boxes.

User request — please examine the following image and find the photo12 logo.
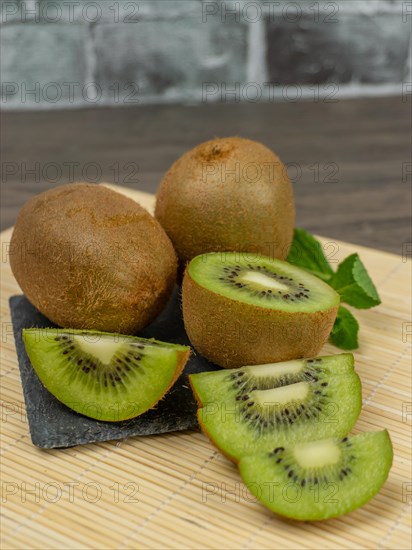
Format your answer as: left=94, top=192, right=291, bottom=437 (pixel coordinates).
left=1, top=480, right=139, bottom=504
left=202, top=2, right=340, bottom=24
left=0, top=2, right=141, bottom=24
left=202, top=82, right=340, bottom=104
left=202, top=480, right=339, bottom=504
left=1, top=82, right=140, bottom=105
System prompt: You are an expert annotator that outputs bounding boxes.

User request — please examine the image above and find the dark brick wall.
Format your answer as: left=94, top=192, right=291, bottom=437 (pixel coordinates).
left=0, top=1, right=410, bottom=109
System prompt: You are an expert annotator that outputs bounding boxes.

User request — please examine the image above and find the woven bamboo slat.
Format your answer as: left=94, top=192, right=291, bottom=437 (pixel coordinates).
left=1, top=186, right=410, bottom=549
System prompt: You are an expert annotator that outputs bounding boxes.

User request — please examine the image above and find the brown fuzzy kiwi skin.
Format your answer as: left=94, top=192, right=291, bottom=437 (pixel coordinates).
left=10, top=183, right=178, bottom=333
left=155, top=137, right=295, bottom=263
left=182, top=271, right=339, bottom=369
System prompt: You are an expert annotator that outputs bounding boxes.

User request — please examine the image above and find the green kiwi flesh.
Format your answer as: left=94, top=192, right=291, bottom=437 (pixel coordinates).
left=188, top=253, right=338, bottom=312
left=190, top=354, right=361, bottom=462
left=238, top=430, right=393, bottom=520
left=23, top=328, right=190, bottom=422
left=182, top=253, right=340, bottom=368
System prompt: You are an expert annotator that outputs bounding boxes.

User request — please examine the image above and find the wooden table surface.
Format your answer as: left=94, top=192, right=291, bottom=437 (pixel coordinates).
left=1, top=96, right=410, bottom=254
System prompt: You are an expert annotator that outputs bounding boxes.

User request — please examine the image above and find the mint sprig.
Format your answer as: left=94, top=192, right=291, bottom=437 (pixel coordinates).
left=287, top=227, right=334, bottom=281
left=330, top=307, right=359, bottom=350
left=287, top=228, right=381, bottom=350
left=329, top=253, right=381, bottom=309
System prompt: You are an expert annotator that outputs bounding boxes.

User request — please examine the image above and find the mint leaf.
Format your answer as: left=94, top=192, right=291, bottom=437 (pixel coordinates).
left=287, top=229, right=381, bottom=350
left=330, top=306, right=359, bottom=350
left=330, top=254, right=381, bottom=309
left=287, top=228, right=334, bottom=282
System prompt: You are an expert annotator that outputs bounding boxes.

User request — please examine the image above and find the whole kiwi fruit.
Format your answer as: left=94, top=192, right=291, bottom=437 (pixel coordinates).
left=155, top=137, right=295, bottom=263
left=10, top=183, right=177, bottom=333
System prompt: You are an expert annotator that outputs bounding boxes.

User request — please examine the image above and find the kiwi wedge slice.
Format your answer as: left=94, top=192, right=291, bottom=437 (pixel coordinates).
left=190, top=354, right=361, bottom=462
left=23, top=328, right=190, bottom=422
left=182, top=253, right=340, bottom=368
left=191, top=353, right=355, bottom=406
left=238, top=430, right=393, bottom=520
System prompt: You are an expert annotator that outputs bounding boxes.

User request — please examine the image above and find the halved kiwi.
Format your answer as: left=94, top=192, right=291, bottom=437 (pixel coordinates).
left=23, top=328, right=190, bottom=422
left=190, top=354, right=361, bottom=462
left=238, top=430, right=393, bottom=520
left=182, top=252, right=340, bottom=368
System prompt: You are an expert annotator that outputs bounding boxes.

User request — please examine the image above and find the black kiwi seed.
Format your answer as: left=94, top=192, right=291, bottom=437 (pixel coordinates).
left=274, top=447, right=285, bottom=453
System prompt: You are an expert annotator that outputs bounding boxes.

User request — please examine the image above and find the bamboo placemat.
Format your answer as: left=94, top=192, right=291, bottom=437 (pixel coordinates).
left=1, top=186, right=411, bottom=550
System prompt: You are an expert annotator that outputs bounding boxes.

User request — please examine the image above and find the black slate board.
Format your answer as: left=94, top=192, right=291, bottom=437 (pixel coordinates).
left=9, top=288, right=220, bottom=449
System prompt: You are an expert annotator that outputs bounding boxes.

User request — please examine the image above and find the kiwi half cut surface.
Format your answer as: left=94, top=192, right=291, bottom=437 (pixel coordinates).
left=238, top=430, right=393, bottom=521
left=182, top=253, right=340, bottom=368
left=23, top=328, right=190, bottom=422
left=190, top=354, right=362, bottom=462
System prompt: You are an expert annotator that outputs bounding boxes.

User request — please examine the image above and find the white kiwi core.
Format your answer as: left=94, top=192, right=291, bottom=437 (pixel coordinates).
left=239, top=271, right=290, bottom=292
left=293, top=439, right=341, bottom=469
left=245, top=360, right=304, bottom=378
left=73, top=335, right=123, bottom=365
left=253, top=381, right=309, bottom=407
